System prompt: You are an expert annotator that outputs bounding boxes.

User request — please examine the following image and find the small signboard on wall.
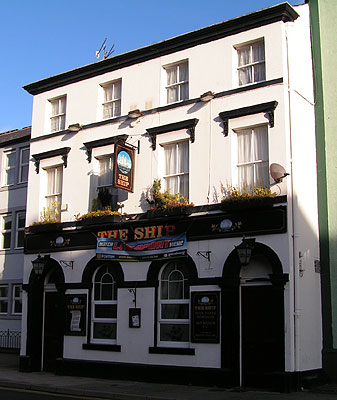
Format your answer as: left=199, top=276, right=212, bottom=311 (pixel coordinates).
left=191, top=291, right=220, bottom=343
left=113, top=143, right=135, bottom=192
left=65, top=294, right=87, bottom=336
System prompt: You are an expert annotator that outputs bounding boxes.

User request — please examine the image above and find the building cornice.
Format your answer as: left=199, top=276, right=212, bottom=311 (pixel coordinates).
left=23, top=3, right=298, bottom=95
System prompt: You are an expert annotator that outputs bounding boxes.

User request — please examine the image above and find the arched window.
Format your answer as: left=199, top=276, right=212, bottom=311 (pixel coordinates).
left=159, top=261, right=190, bottom=346
left=92, top=264, right=117, bottom=343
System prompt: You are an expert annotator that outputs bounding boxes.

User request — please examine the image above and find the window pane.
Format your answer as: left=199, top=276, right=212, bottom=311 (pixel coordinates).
left=21, top=148, right=29, bottom=164
left=6, top=152, right=16, bottom=168
left=95, top=304, right=117, bottom=318
left=17, top=213, right=26, bottom=228
left=0, top=286, right=8, bottom=297
left=252, top=42, right=265, bottom=62
left=168, top=281, right=183, bottom=299
left=5, top=169, right=15, bottom=185
left=93, top=322, right=116, bottom=339
left=160, top=323, right=189, bottom=342
left=161, top=304, right=189, bottom=319
left=20, top=165, right=29, bottom=182
left=3, top=216, right=12, bottom=230
left=101, top=283, right=114, bottom=300
left=14, top=300, right=22, bottom=314
left=167, top=87, right=178, bottom=103
left=17, top=230, right=24, bottom=248
left=14, top=285, right=22, bottom=297
left=0, top=300, right=8, bottom=313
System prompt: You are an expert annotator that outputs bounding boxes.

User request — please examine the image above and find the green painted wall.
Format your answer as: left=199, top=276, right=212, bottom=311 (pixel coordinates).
left=309, top=0, right=337, bottom=376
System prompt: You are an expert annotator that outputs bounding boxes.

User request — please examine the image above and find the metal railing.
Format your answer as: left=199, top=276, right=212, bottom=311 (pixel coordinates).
left=0, top=330, right=21, bottom=349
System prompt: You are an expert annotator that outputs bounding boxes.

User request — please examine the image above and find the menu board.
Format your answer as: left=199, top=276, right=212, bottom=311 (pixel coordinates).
left=191, top=291, right=220, bottom=343
left=65, top=294, right=87, bottom=336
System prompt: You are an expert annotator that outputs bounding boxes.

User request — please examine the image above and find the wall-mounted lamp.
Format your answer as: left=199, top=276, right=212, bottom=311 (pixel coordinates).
left=199, top=91, right=215, bottom=102
left=128, top=109, right=142, bottom=119
left=68, top=123, right=83, bottom=132
left=235, top=237, right=255, bottom=266
left=31, top=254, right=50, bottom=276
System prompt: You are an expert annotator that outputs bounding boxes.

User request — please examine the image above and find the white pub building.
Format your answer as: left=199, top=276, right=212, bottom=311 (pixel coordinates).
left=20, top=2, right=322, bottom=391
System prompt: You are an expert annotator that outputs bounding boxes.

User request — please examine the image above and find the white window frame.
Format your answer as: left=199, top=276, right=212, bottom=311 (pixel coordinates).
left=12, top=284, right=22, bottom=315
left=0, top=285, right=8, bottom=314
left=162, top=140, right=189, bottom=200
left=18, top=147, right=29, bottom=183
left=15, top=211, right=26, bottom=249
left=158, top=261, right=190, bottom=348
left=164, top=60, right=189, bottom=104
left=2, top=150, right=16, bottom=187
left=236, top=39, right=265, bottom=86
left=0, top=214, right=12, bottom=250
left=91, top=265, right=118, bottom=344
left=45, top=166, right=63, bottom=221
left=102, top=80, right=122, bottom=119
left=50, top=96, right=66, bottom=132
left=235, top=125, right=269, bottom=192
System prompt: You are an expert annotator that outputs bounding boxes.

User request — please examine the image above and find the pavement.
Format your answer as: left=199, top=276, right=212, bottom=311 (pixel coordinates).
left=1, top=352, right=337, bottom=400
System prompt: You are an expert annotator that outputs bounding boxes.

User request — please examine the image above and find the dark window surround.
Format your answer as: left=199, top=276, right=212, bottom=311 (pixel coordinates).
left=23, top=4, right=297, bottom=95
left=219, top=101, right=278, bottom=136
left=32, top=147, right=71, bottom=174
left=146, top=119, right=199, bottom=151
left=83, top=134, right=128, bottom=163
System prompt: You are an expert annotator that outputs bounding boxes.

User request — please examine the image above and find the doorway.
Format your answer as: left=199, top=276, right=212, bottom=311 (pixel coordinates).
left=43, top=290, right=65, bottom=372
left=240, top=284, right=284, bottom=388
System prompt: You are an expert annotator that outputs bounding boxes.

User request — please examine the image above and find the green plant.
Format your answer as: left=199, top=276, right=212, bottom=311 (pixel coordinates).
left=32, top=201, right=60, bottom=225
left=221, top=185, right=276, bottom=203
left=148, top=179, right=194, bottom=210
left=75, top=207, right=121, bottom=221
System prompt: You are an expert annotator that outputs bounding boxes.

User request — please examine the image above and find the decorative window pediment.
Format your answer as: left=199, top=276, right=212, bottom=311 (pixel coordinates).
left=219, top=101, right=278, bottom=136
left=32, top=147, right=71, bottom=174
left=146, top=119, right=199, bottom=151
left=83, top=134, right=128, bottom=163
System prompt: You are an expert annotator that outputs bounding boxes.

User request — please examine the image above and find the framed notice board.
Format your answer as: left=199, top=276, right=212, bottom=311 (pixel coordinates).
left=191, top=291, right=220, bottom=343
left=65, top=294, right=87, bottom=336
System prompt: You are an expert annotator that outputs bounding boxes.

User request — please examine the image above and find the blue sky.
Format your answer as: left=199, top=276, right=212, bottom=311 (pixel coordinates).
left=1, top=0, right=304, bottom=133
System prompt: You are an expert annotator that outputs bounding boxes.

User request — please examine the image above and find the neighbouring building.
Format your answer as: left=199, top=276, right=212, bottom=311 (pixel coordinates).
left=306, top=0, right=337, bottom=382
left=20, top=2, right=322, bottom=391
left=0, top=126, right=30, bottom=350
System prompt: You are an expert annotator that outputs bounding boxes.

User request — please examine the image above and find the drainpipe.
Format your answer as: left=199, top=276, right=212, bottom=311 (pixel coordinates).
left=285, top=24, right=301, bottom=374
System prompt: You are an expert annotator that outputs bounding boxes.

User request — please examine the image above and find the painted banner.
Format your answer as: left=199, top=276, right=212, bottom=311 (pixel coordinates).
left=113, top=143, right=135, bottom=192
left=96, top=233, right=187, bottom=261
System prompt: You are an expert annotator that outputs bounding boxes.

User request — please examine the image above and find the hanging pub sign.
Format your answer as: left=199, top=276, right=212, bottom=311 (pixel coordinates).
left=114, top=143, right=135, bottom=192
left=96, top=232, right=187, bottom=261
left=191, top=291, right=220, bottom=343
left=65, top=294, right=87, bottom=336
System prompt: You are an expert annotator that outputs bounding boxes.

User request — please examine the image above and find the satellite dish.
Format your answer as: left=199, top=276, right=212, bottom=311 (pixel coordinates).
left=270, top=163, right=289, bottom=183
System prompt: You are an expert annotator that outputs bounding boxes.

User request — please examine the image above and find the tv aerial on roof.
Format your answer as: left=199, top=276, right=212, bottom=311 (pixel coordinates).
left=95, top=38, right=115, bottom=60
left=270, top=163, right=290, bottom=185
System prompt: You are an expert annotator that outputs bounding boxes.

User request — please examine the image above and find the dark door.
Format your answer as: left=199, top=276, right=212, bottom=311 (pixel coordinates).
left=43, top=292, right=65, bottom=372
left=241, top=285, right=284, bottom=388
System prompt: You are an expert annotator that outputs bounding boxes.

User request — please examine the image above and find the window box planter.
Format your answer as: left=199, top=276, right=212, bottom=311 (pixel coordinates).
left=146, top=205, right=193, bottom=218
left=76, top=214, right=122, bottom=227
left=220, top=196, right=275, bottom=211
left=28, top=223, right=62, bottom=234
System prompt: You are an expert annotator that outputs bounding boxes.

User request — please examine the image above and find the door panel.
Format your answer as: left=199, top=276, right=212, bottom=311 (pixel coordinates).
left=241, top=285, right=284, bottom=387
left=43, top=292, right=65, bottom=371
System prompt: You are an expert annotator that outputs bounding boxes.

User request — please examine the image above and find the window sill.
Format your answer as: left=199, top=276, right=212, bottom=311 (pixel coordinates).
left=149, top=346, right=195, bottom=355
left=82, top=343, right=121, bottom=352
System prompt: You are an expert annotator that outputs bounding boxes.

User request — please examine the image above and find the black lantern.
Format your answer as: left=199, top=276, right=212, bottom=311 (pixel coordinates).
left=235, top=238, right=256, bottom=266
left=31, top=255, right=49, bottom=276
